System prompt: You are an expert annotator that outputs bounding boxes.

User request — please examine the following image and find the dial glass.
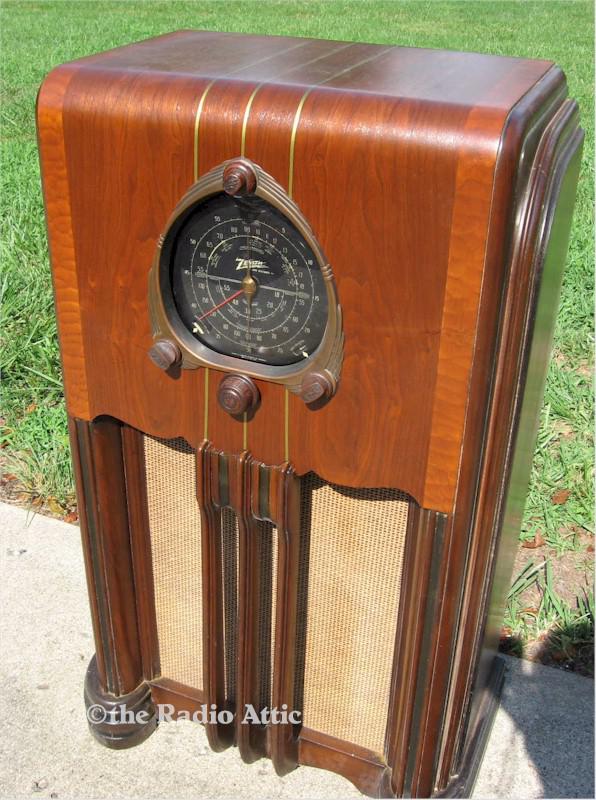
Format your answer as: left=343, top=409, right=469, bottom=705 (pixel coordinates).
left=169, top=193, right=329, bottom=367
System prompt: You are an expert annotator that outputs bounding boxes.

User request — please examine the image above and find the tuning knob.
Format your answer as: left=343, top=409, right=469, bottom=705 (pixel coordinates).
left=148, top=339, right=182, bottom=371
left=223, top=159, right=257, bottom=196
left=300, top=372, right=334, bottom=404
left=218, top=374, right=260, bottom=416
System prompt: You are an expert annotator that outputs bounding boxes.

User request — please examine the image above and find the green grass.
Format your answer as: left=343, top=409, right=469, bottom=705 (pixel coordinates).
left=503, top=559, right=594, bottom=675
left=1, top=0, right=594, bottom=658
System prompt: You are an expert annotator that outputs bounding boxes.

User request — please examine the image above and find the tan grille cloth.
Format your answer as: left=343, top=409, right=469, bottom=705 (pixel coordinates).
left=144, top=435, right=203, bottom=689
left=299, top=474, right=409, bottom=755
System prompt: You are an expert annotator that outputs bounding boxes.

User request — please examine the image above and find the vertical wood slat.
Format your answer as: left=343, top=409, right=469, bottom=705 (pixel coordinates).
left=230, top=451, right=267, bottom=762
left=385, top=508, right=447, bottom=797
left=269, top=464, right=302, bottom=775
left=69, top=416, right=144, bottom=696
left=121, top=426, right=160, bottom=682
left=197, top=443, right=233, bottom=751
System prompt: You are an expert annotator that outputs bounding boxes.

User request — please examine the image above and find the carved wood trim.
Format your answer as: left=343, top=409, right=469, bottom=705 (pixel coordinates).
left=267, top=463, right=301, bottom=775
left=299, top=728, right=392, bottom=798
left=69, top=416, right=144, bottom=696
left=385, top=508, right=448, bottom=797
left=228, top=450, right=266, bottom=762
left=121, top=425, right=160, bottom=681
left=435, top=99, right=584, bottom=791
left=197, top=442, right=234, bottom=751
left=150, top=677, right=207, bottom=717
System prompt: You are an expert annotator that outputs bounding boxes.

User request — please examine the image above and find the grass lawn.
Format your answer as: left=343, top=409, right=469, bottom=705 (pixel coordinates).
left=1, top=0, right=594, bottom=672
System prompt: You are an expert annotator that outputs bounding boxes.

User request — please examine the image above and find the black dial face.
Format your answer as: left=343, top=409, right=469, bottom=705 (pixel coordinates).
left=168, top=193, right=329, bottom=366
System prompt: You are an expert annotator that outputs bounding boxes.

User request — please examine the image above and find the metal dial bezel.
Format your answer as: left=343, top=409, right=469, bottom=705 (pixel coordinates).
left=148, top=159, right=343, bottom=394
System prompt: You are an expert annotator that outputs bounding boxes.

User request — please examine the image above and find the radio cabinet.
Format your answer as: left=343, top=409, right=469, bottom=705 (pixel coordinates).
left=37, top=30, right=582, bottom=797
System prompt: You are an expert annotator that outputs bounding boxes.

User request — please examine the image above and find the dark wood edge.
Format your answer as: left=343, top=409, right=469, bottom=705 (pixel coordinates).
left=430, top=76, right=572, bottom=788
left=385, top=506, right=447, bottom=796
left=438, top=101, right=581, bottom=788
left=447, top=102, right=584, bottom=782
left=85, top=654, right=157, bottom=749
left=268, top=463, right=301, bottom=776
left=150, top=676, right=207, bottom=717
left=401, top=514, right=449, bottom=797
left=299, top=728, right=393, bottom=798
left=230, top=450, right=266, bottom=762
left=197, top=442, right=234, bottom=751
left=433, top=656, right=506, bottom=798
left=121, top=425, right=160, bottom=681
left=70, top=417, right=144, bottom=696
left=401, top=67, right=577, bottom=796
left=68, top=416, right=110, bottom=690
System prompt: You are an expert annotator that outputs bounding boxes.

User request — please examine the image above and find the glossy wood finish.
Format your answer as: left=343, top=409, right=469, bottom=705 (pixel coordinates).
left=442, top=100, right=583, bottom=791
left=69, top=417, right=144, bottom=695
left=37, top=65, right=89, bottom=418
left=196, top=442, right=235, bottom=752
left=267, top=463, right=301, bottom=775
left=39, top=31, right=583, bottom=798
left=399, top=69, right=574, bottom=796
left=299, top=729, right=392, bottom=798
left=38, top=30, right=556, bottom=512
left=121, top=426, right=160, bottom=681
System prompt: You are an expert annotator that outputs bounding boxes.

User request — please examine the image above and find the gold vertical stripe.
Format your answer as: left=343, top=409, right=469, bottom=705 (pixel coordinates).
left=287, top=89, right=312, bottom=200
left=194, top=82, right=215, bottom=443
left=203, top=368, right=209, bottom=440
left=285, top=46, right=393, bottom=459
left=284, top=390, right=290, bottom=462
left=193, top=79, right=216, bottom=182
left=240, top=84, right=263, bottom=158
left=240, top=83, right=263, bottom=455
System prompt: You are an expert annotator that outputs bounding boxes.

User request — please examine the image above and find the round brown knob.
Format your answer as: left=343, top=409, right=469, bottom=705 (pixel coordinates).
left=300, top=372, right=334, bottom=405
left=223, top=159, right=257, bottom=196
left=148, top=339, right=181, bottom=371
left=218, top=374, right=260, bottom=416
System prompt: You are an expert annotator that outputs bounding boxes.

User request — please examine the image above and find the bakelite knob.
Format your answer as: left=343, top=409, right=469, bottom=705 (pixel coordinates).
left=148, top=339, right=182, bottom=371
left=223, top=159, right=257, bottom=196
left=300, top=372, right=334, bottom=404
left=218, top=374, right=260, bottom=416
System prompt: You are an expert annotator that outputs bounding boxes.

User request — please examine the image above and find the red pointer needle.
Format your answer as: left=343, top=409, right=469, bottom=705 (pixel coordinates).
left=197, top=288, right=244, bottom=321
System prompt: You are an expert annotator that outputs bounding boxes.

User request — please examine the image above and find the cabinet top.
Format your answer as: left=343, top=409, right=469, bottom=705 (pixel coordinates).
left=60, top=29, right=556, bottom=112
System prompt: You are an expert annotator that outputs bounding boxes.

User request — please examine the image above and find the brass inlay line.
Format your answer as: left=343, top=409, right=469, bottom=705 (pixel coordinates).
left=193, top=80, right=216, bottom=182
left=241, top=43, right=354, bottom=166
left=239, top=45, right=355, bottom=458
left=287, top=46, right=393, bottom=197
left=284, top=389, right=289, bottom=462
left=203, top=368, right=209, bottom=440
left=284, top=45, right=393, bottom=456
left=288, top=89, right=312, bottom=200
left=193, top=42, right=312, bottom=180
left=193, top=43, right=388, bottom=457
left=240, top=84, right=264, bottom=158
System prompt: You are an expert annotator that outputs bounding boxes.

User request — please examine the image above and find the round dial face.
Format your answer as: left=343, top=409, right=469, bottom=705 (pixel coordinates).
left=169, top=193, right=329, bottom=366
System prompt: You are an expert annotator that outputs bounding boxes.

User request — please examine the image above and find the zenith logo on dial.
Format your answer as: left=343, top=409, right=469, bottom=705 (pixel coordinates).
left=235, top=257, right=269, bottom=272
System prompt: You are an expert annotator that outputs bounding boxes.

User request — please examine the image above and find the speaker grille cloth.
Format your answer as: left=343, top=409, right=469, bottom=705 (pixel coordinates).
left=299, top=474, right=409, bottom=755
left=143, top=435, right=203, bottom=689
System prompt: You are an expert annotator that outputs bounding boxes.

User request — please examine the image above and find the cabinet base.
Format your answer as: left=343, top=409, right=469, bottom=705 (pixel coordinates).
left=84, top=656, right=157, bottom=749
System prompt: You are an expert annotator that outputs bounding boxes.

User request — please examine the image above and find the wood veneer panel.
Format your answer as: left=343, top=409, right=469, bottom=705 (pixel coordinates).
left=60, top=68, right=206, bottom=444
left=37, top=65, right=89, bottom=418
left=42, top=33, right=556, bottom=510
left=288, top=90, right=469, bottom=506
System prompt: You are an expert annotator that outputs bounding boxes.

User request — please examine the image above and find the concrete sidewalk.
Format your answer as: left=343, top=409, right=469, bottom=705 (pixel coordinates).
left=0, top=501, right=593, bottom=799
